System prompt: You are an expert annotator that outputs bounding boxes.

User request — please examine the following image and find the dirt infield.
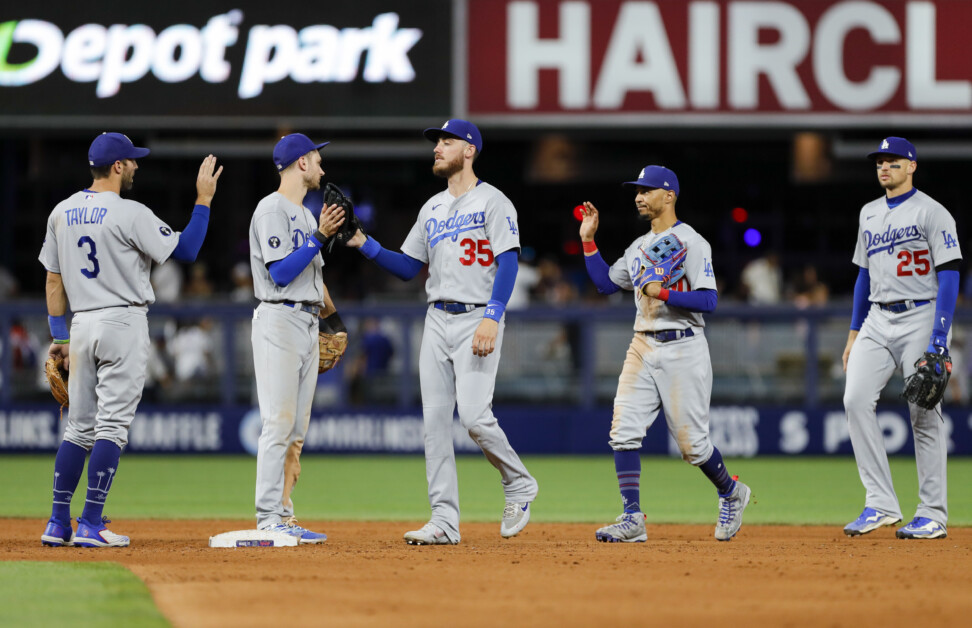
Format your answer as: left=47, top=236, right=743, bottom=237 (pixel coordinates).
left=2, top=519, right=971, bottom=627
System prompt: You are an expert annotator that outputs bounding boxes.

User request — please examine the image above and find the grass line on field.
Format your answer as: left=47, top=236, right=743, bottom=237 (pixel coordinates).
left=2, top=454, right=970, bottom=525
left=0, top=561, right=169, bottom=628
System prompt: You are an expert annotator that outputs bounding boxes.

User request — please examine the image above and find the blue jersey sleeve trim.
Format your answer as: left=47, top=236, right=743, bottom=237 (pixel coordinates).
left=267, top=233, right=324, bottom=286
left=850, top=267, right=871, bottom=331
left=170, top=205, right=211, bottom=262
left=666, top=288, right=717, bottom=313
left=584, top=251, right=620, bottom=295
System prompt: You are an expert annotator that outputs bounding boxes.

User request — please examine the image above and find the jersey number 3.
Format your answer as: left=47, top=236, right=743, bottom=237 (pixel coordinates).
left=78, top=236, right=100, bottom=279
left=459, top=239, right=494, bottom=266
left=897, top=249, right=930, bottom=276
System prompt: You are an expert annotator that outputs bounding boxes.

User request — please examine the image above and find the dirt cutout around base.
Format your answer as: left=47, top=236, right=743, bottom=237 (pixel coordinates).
left=3, top=519, right=971, bottom=627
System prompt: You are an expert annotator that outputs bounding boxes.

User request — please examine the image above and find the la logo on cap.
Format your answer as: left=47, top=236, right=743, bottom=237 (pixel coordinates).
left=664, top=181, right=670, bottom=187
left=638, top=168, right=645, bottom=178
left=442, top=121, right=449, bottom=129
left=882, top=139, right=889, bottom=149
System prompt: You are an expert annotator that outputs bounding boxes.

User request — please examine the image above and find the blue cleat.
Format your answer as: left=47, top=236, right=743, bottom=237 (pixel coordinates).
left=843, top=507, right=900, bottom=537
left=262, top=517, right=327, bottom=544
left=75, top=516, right=130, bottom=548
left=41, top=518, right=75, bottom=547
left=896, top=517, right=947, bottom=539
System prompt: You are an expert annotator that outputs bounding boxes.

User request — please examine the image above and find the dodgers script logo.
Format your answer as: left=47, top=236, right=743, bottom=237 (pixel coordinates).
left=864, top=224, right=921, bottom=256
left=426, top=211, right=486, bottom=247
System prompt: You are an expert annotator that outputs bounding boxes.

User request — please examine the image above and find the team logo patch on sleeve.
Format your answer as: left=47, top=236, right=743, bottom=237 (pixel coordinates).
left=159, top=226, right=172, bottom=236
left=269, top=236, right=281, bottom=248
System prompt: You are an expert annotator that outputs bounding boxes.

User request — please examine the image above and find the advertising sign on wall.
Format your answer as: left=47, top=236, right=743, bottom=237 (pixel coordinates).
left=0, top=2, right=450, bottom=125
left=465, top=0, right=972, bottom=125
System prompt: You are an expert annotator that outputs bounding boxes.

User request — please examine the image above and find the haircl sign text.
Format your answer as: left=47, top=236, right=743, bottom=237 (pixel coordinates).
left=467, top=0, right=972, bottom=116
left=0, top=11, right=422, bottom=99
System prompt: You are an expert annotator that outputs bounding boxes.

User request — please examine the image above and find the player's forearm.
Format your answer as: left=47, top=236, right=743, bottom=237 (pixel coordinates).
left=359, top=235, right=424, bottom=280
left=849, top=267, right=871, bottom=331
left=584, top=250, right=620, bottom=294
left=268, top=234, right=327, bottom=286
left=45, top=272, right=67, bottom=317
left=929, top=268, right=960, bottom=352
left=662, top=288, right=717, bottom=312
left=170, top=205, right=211, bottom=262
left=46, top=272, right=69, bottom=342
left=483, top=250, right=518, bottom=322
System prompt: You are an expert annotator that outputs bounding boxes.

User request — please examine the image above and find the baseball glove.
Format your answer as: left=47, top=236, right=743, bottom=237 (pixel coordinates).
left=902, top=351, right=952, bottom=409
left=634, top=234, right=688, bottom=290
left=322, top=182, right=361, bottom=252
left=319, top=332, right=348, bottom=373
left=45, top=357, right=69, bottom=417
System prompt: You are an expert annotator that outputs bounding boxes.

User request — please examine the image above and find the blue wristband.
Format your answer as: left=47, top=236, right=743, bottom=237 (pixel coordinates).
left=48, top=315, right=69, bottom=342
left=360, top=235, right=381, bottom=260
left=484, top=299, right=505, bottom=322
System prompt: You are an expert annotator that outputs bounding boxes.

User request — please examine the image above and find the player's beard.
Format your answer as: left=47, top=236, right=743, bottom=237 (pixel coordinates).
left=121, top=167, right=135, bottom=191
left=432, top=152, right=463, bottom=178
left=305, top=171, right=321, bottom=191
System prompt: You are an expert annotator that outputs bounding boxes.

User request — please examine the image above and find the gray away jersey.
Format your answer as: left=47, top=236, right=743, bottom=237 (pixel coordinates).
left=609, top=221, right=717, bottom=332
left=853, top=190, right=962, bottom=303
left=400, top=181, right=520, bottom=303
left=249, top=192, right=324, bottom=304
left=38, top=190, right=180, bottom=311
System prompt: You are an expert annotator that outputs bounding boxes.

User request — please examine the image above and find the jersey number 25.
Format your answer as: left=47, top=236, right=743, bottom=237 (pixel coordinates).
left=459, top=238, right=494, bottom=266
left=897, top=249, right=930, bottom=276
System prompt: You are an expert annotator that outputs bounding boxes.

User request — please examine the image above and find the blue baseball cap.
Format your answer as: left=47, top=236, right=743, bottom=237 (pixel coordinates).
left=867, top=136, right=917, bottom=161
left=88, top=132, right=150, bottom=167
left=623, top=165, right=679, bottom=197
left=423, top=119, right=483, bottom=154
left=273, top=133, right=329, bottom=171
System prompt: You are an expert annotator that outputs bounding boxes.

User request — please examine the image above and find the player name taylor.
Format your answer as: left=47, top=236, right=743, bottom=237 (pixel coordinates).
left=425, top=210, right=486, bottom=245
left=64, top=206, right=109, bottom=226
left=863, top=223, right=920, bottom=255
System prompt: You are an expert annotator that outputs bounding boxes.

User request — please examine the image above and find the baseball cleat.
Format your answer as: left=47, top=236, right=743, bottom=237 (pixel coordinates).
left=896, top=517, right=947, bottom=539
left=715, top=481, right=751, bottom=541
left=500, top=501, right=531, bottom=538
left=41, top=518, right=75, bottom=547
left=262, top=517, right=327, bottom=544
left=404, top=522, right=455, bottom=545
left=843, top=507, right=901, bottom=537
left=595, top=512, right=647, bottom=543
left=74, top=517, right=130, bottom=548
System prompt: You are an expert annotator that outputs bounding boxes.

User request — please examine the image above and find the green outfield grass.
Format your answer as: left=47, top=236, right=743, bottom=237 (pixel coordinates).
left=0, top=562, right=168, bottom=628
left=3, top=454, right=971, bottom=525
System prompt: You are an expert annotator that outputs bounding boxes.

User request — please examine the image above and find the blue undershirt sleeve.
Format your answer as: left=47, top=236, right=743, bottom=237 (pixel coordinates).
left=170, top=205, right=211, bottom=262
left=584, top=251, right=621, bottom=295
left=929, top=269, right=959, bottom=352
left=483, top=250, right=518, bottom=322
left=489, top=250, right=518, bottom=305
left=850, top=267, right=871, bottom=331
left=665, top=288, right=718, bottom=313
left=267, top=233, right=326, bottom=286
left=359, top=235, right=424, bottom=281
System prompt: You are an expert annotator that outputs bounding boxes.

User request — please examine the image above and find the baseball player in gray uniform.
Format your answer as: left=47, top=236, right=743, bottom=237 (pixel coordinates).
left=347, top=119, right=538, bottom=545
left=842, top=137, right=961, bottom=539
left=579, top=165, right=751, bottom=542
left=249, top=133, right=347, bottom=543
left=39, top=132, right=221, bottom=547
